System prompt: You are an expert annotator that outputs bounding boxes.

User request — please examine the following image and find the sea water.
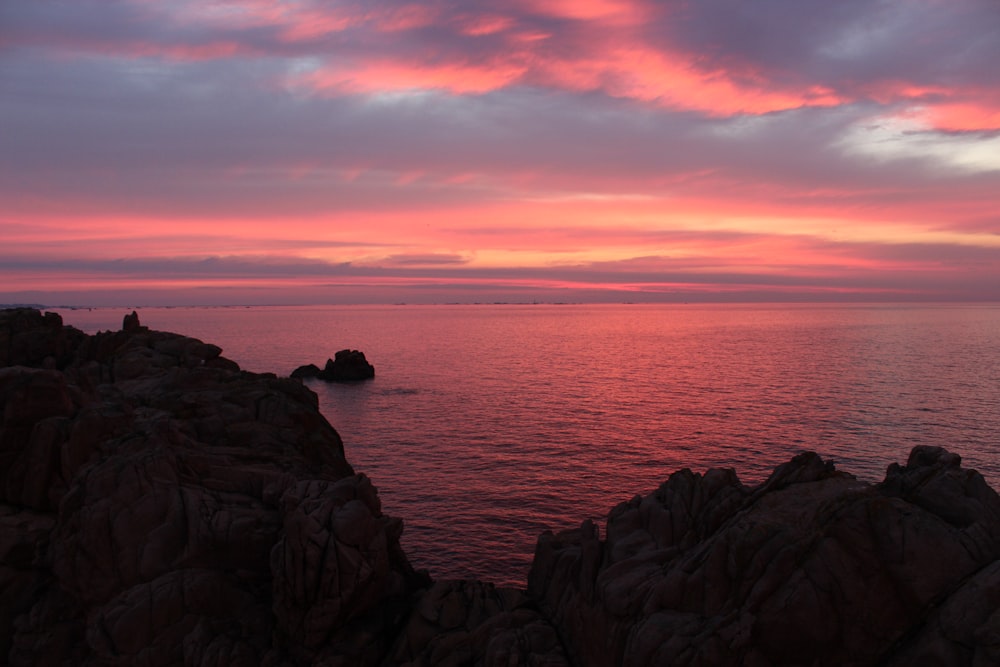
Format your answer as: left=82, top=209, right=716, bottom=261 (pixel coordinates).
left=53, top=303, right=1000, bottom=586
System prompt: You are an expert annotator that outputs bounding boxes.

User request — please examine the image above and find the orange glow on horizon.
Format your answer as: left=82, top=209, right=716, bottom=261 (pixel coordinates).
left=3, top=0, right=999, bottom=304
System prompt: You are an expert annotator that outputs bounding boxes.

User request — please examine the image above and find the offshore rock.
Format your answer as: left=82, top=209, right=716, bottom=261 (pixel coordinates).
left=528, top=447, right=1000, bottom=666
left=290, top=363, right=322, bottom=379
left=0, top=309, right=425, bottom=666
left=293, top=349, right=375, bottom=382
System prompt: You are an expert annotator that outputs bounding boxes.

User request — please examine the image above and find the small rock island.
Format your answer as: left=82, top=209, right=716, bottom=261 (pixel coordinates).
left=2, top=307, right=999, bottom=665
left=292, top=349, right=375, bottom=382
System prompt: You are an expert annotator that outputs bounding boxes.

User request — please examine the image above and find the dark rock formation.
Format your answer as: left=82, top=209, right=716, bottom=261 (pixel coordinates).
left=0, top=307, right=85, bottom=369
left=122, top=309, right=143, bottom=332
left=528, top=448, right=1000, bottom=666
left=0, top=309, right=424, bottom=666
left=387, top=580, right=570, bottom=666
left=293, top=349, right=375, bottom=382
left=290, top=363, right=322, bottom=379
left=3, top=307, right=1000, bottom=665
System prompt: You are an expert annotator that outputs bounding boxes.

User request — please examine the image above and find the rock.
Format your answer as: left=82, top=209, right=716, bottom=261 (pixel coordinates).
left=324, top=350, right=375, bottom=381
left=528, top=449, right=1000, bottom=666
left=270, top=475, right=420, bottom=665
left=386, top=580, right=570, bottom=666
left=0, top=309, right=421, bottom=666
left=292, top=350, right=375, bottom=382
left=122, top=310, right=142, bottom=332
left=291, top=363, right=322, bottom=379
left=883, top=558, right=1000, bottom=666
left=0, top=308, right=85, bottom=369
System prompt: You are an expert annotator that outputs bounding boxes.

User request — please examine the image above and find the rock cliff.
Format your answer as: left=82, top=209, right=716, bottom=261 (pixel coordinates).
left=2, top=308, right=999, bottom=665
left=0, top=309, right=421, bottom=666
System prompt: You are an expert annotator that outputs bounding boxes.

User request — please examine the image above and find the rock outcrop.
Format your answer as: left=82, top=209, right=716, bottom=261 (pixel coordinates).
left=528, top=448, right=1000, bottom=666
left=293, top=349, right=375, bottom=382
left=0, top=309, right=423, bottom=666
left=3, top=307, right=1000, bottom=665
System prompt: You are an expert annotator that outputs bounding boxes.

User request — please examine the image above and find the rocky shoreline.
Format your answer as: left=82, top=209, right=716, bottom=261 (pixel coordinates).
left=2, top=308, right=999, bottom=665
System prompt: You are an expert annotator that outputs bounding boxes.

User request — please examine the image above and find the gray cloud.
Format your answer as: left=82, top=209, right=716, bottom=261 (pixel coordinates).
left=2, top=0, right=998, bottom=304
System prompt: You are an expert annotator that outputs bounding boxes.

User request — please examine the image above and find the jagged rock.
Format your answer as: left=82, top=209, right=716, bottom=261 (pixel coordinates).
left=293, top=350, right=375, bottom=382
left=0, top=308, right=85, bottom=369
left=528, top=448, right=1000, bottom=666
left=270, top=475, right=420, bottom=665
left=324, top=350, right=375, bottom=381
left=122, top=310, right=142, bottom=332
left=0, top=309, right=421, bottom=666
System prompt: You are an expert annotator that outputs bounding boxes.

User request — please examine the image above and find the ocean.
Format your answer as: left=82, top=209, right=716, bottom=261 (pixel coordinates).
left=52, top=303, right=1000, bottom=587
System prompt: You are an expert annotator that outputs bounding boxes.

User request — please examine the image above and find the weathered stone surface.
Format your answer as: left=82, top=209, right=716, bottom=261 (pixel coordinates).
left=270, top=475, right=417, bottom=665
left=528, top=448, right=1000, bottom=666
left=884, top=558, right=1000, bottom=666
left=387, top=580, right=570, bottom=666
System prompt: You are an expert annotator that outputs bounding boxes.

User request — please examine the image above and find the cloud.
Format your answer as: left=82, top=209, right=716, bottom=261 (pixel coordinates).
left=4, top=228, right=999, bottom=303
left=2, top=0, right=999, bottom=304
left=376, top=253, right=471, bottom=267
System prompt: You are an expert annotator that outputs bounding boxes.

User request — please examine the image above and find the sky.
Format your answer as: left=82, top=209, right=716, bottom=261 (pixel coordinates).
left=2, top=0, right=999, bottom=305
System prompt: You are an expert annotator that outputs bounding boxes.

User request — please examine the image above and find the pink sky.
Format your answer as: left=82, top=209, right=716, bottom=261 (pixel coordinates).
left=2, top=0, right=999, bottom=304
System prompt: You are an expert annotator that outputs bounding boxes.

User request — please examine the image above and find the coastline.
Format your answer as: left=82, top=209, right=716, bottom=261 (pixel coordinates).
left=3, top=307, right=1000, bottom=665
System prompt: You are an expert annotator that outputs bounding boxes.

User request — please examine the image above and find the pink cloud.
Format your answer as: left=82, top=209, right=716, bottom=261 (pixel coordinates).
left=3, top=0, right=999, bottom=304
left=297, top=58, right=528, bottom=95
left=924, top=101, right=1000, bottom=132
left=525, top=0, right=651, bottom=23
left=457, top=15, right=516, bottom=37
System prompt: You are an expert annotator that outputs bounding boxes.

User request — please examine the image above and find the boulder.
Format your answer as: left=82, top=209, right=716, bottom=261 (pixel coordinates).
left=290, top=363, right=322, bottom=379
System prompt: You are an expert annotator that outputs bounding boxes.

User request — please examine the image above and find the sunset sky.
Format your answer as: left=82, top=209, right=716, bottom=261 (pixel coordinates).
left=2, top=0, right=999, bottom=305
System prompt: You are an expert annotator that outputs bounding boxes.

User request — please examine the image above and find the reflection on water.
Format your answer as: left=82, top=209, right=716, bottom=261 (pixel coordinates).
left=56, top=303, right=1000, bottom=586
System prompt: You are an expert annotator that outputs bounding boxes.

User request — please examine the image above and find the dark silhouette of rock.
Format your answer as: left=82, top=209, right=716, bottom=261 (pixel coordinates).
left=324, top=349, right=375, bottom=381
left=122, top=309, right=142, bottom=332
left=290, top=363, right=322, bottom=379
left=0, top=308, right=85, bottom=369
left=0, top=309, right=424, bottom=666
left=3, top=307, right=1000, bottom=665
left=293, top=349, right=375, bottom=382
left=528, top=447, right=1000, bottom=666
left=387, top=580, right=570, bottom=666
